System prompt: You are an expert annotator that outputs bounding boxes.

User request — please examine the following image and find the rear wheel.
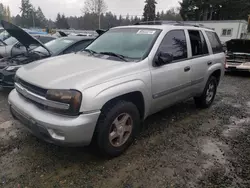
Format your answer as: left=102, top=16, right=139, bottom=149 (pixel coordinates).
left=194, top=76, right=217, bottom=108
left=95, top=100, right=140, bottom=157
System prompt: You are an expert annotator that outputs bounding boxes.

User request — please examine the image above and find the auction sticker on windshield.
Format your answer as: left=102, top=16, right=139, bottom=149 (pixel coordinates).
left=137, top=30, right=156, bottom=35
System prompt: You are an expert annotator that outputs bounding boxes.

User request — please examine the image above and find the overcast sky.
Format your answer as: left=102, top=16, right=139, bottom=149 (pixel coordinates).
left=2, top=0, right=179, bottom=20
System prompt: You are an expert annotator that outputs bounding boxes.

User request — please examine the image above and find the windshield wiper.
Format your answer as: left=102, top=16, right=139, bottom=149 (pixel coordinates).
left=84, top=49, right=97, bottom=55
left=99, top=52, right=128, bottom=62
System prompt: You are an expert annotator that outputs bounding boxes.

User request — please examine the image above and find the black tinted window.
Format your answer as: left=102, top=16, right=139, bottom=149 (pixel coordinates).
left=38, top=36, right=55, bottom=44
left=63, top=40, right=93, bottom=54
left=188, top=30, right=208, bottom=56
left=205, top=31, right=223, bottom=54
left=73, top=40, right=93, bottom=51
left=158, top=30, right=187, bottom=61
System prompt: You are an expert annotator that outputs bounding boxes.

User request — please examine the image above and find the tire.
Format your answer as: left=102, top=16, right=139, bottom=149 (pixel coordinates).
left=95, top=100, right=140, bottom=157
left=194, top=76, right=217, bottom=108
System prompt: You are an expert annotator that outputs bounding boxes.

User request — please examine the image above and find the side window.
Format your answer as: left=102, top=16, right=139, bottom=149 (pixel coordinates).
left=63, top=45, right=76, bottom=54
left=73, top=40, right=93, bottom=52
left=38, top=36, right=55, bottom=44
left=205, top=31, right=223, bottom=54
left=188, top=30, right=208, bottom=56
left=63, top=40, right=93, bottom=54
left=158, top=30, right=187, bottom=61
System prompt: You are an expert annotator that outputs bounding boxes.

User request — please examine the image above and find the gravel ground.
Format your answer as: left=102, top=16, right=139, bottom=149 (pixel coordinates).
left=0, top=72, right=250, bottom=188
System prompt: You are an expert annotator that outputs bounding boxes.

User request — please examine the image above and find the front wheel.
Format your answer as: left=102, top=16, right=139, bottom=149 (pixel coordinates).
left=95, top=100, right=140, bottom=157
left=194, top=76, right=217, bottom=108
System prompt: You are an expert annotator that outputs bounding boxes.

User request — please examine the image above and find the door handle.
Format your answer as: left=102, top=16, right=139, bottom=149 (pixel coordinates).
left=207, top=62, right=212, bottom=66
left=184, top=66, right=191, bottom=72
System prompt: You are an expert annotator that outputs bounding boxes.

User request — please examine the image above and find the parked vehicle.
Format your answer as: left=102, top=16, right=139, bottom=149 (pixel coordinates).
left=0, top=27, right=48, bottom=47
left=225, top=39, right=250, bottom=72
left=0, top=21, right=55, bottom=59
left=8, top=21, right=225, bottom=157
left=0, top=34, right=56, bottom=58
left=0, top=21, right=95, bottom=88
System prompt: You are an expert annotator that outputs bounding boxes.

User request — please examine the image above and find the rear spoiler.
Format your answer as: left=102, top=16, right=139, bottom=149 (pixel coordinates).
left=58, top=31, right=68, bottom=37
left=96, top=29, right=107, bottom=36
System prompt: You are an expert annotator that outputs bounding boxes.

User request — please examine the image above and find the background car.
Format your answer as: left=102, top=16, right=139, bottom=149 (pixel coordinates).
left=0, top=21, right=95, bottom=88
left=225, top=39, right=250, bottom=72
left=0, top=34, right=56, bottom=58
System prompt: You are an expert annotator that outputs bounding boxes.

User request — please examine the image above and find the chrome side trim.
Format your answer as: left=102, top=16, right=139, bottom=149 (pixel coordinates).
left=153, top=82, right=191, bottom=99
left=191, top=77, right=204, bottom=86
left=15, top=83, right=70, bottom=110
left=153, top=77, right=204, bottom=99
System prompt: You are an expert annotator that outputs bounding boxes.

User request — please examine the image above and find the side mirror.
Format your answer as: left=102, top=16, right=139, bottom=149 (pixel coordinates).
left=155, top=52, right=173, bottom=66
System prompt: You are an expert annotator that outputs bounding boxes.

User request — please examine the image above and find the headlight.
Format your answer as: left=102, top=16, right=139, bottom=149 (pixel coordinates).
left=46, top=89, right=82, bottom=116
left=6, top=65, right=22, bottom=71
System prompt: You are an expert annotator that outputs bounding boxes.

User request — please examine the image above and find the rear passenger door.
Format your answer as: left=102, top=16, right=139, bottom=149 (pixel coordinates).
left=150, top=30, right=193, bottom=114
left=205, top=31, right=225, bottom=77
left=187, top=30, right=211, bottom=95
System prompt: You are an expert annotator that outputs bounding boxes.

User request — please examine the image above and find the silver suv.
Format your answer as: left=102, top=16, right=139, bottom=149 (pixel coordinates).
left=8, top=22, right=225, bottom=157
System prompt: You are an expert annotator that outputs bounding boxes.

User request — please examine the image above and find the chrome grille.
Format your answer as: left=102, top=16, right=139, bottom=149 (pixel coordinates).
left=16, top=77, right=47, bottom=97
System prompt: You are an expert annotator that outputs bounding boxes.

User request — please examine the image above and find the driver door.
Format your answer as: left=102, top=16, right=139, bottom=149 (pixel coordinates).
left=150, top=29, right=193, bottom=114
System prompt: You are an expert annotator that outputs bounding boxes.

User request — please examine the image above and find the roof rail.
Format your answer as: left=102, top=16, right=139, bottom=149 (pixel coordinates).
left=134, top=20, right=202, bottom=27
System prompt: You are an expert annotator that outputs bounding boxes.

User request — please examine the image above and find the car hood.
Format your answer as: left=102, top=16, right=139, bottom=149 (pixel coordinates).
left=1, top=20, right=51, bottom=55
left=16, top=53, right=139, bottom=90
left=226, top=39, right=250, bottom=54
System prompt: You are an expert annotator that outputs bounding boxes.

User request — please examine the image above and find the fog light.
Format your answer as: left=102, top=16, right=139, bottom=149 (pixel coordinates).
left=47, top=129, right=65, bottom=141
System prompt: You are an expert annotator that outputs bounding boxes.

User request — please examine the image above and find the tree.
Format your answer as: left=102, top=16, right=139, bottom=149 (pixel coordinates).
left=0, top=3, right=5, bottom=21
left=179, top=0, right=250, bottom=21
left=160, top=8, right=182, bottom=21
left=20, top=0, right=34, bottom=27
left=143, top=0, right=157, bottom=21
left=35, top=7, right=47, bottom=27
left=55, top=13, right=69, bottom=29
left=156, top=11, right=160, bottom=20
left=82, top=0, right=107, bottom=28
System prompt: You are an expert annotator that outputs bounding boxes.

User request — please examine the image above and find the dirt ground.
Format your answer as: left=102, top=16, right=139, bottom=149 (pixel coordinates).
left=0, top=72, right=250, bottom=188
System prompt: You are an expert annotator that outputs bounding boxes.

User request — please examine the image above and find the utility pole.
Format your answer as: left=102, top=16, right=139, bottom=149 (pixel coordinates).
left=32, top=10, right=35, bottom=28
left=98, top=0, right=101, bottom=29
left=29, top=10, right=35, bottom=28
left=99, top=13, right=101, bottom=29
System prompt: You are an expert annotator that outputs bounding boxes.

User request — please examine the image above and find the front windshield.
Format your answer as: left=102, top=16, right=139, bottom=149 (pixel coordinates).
left=86, top=28, right=161, bottom=60
left=33, top=38, right=75, bottom=55
left=4, top=37, right=18, bottom=45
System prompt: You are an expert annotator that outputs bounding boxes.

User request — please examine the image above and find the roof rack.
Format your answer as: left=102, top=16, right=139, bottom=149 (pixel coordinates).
left=134, top=20, right=201, bottom=27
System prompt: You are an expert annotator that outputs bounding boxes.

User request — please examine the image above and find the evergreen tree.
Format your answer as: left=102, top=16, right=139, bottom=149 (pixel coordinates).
left=180, top=0, right=250, bottom=21
left=156, top=11, right=160, bottom=20
left=20, top=0, right=33, bottom=27
left=35, top=7, right=47, bottom=27
left=143, top=0, right=157, bottom=21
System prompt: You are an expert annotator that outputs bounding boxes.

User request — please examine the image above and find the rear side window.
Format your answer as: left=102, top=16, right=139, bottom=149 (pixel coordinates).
left=63, top=40, right=93, bottom=54
left=188, top=30, right=208, bottom=56
left=38, top=36, right=55, bottom=44
left=158, top=30, right=187, bottom=61
left=205, top=31, right=223, bottom=54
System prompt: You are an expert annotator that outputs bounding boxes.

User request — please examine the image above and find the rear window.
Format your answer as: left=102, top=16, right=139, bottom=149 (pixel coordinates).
left=37, top=36, right=55, bottom=44
left=205, top=31, right=223, bottom=54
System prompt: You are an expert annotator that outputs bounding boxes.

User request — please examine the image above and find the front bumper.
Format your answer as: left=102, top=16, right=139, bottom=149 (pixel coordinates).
left=8, top=89, right=100, bottom=146
left=225, top=64, right=250, bottom=72
left=0, top=69, right=15, bottom=88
